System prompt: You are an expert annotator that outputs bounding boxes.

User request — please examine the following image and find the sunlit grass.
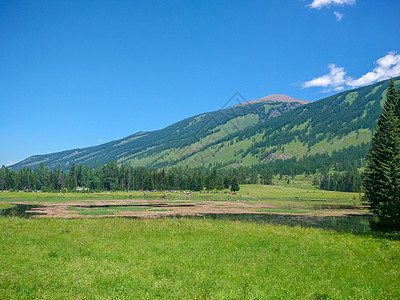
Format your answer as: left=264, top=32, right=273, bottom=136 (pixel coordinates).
left=239, top=184, right=362, bottom=201
left=0, top=182, right=363, bottom=205
left=0, top=218, right=398, bottom=298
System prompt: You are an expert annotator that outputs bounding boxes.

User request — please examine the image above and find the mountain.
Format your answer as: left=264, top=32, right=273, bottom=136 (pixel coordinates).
left=10, top=77, right=400, bottom=172
left=10, top=95, right=308, bottom=171
left=235, top=94, right=310, bottom=106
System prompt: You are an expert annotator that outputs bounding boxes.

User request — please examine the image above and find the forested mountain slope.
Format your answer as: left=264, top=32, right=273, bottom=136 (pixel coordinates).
left=10, top=95, right=306, bottom=171
left=179, top=77, right=399, bottom=172
left=10, top=77, right=400, bottom=172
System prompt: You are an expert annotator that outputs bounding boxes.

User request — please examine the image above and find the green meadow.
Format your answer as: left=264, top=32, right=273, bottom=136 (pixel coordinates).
left=0, top=180, right=361, bottom=204
left=0, top=184, right=397, bottom=299
left=0, top=218, right=399, bottom=299
left=0, top=183, right=366, bottom=218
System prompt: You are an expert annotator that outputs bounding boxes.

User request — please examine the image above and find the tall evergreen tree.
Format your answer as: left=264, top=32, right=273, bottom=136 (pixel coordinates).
left=260, top=167, right=273, bottom=185
left=230, top=177, right=240, bottom=192
left=363, top=79, right=400, bottom=230
left=0, top=166, right=6, bottom=190
left=68, top=163, right=78, bottom=191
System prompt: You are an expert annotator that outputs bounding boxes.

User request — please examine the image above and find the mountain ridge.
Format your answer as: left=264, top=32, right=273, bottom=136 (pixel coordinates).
left=235, top=94, right=310, bottom=107
left=10, top=94, right=307, bottom=171
left=9, top=77, right=400, bottom=172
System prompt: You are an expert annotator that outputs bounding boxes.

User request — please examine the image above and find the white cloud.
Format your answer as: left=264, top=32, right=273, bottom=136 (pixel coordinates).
left=308, top=0, right=355, bottom=9
left=322, top=86, right=345, bottom=93
left=333, top=11, right=344, bottom=21
left=98, top=139, right=103, bottom=142
left=303, top=64, right=347, bottom=88
left=303, top=52, right=400, bottom=92
left=347, top=52, right=400, bottom=87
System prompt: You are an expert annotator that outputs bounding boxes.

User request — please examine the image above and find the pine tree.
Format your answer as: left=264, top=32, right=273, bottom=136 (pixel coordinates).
left=68, top=163, right=78, bottom=191
left=230, top=177, right=240, bottom=192
left=260, top=167, right=273, bottom=185
left=363, top=79, right=400, bottom=230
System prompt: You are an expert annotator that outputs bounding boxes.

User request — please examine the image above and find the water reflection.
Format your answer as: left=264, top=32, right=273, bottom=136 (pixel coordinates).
left=0, top=205, right=37, bottom=218
left=181, top=213, right=372, bottom=233
left=0, top=204, right=373, bottom=233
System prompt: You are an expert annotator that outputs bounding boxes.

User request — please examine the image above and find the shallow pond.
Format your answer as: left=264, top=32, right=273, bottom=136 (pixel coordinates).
left=0, top=204, right=37, bottom=218
left=1, top=204, right=373, bottom=233
left=180, top=213, right=373, bottom=233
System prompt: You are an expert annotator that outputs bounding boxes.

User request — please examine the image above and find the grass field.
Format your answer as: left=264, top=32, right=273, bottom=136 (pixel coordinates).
left=1, top=184, right=393, bottom=298
left=0, top=181, right=362, bottom=204
left=0, top=218, right=399, bottom=299
left=239, top=184, right=362, bottom=201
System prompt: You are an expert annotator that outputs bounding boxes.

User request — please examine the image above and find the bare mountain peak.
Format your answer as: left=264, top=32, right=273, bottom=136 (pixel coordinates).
left=237, top=94, right=309, bottom=107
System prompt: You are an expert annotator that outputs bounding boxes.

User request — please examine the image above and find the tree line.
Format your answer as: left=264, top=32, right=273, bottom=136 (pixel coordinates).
left=317, top=171, right=362, bottom=193
left=2, top=157, right=367, bottom=194
left=0, top=162, right=273, bottom=192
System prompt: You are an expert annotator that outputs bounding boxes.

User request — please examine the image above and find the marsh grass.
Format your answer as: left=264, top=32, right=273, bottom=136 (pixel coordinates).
left=0, top=218, right=399, bottom=299
left=0, top=203, right=13, bottom=210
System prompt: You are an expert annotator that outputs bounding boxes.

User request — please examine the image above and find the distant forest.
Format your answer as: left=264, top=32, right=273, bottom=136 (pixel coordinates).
left=1, top=155, right=363, bottom=193
left=0, top=162, right=273, bottom=192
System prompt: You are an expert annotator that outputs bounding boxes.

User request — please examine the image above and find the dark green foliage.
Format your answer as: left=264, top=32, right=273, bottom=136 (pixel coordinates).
left=319, top=171, right=362, bottom=192
left=363, top=79, right=400, bottom=230
left=264, top=143, right=369, bottom=176
left=230, top=177, right=240, bottom=192
left=68, top=163, right=78, bottom=190
left=0, top=166, right=6, bottom=190
left=312, top=176, right=320, bottom=187
left=0, top=162, right=273, bottom=192
left=260, top=167, right=273, bottom=185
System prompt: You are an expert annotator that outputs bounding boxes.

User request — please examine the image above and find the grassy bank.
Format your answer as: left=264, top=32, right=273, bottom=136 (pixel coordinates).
left=239, top=184, right=361, bottom=201
left=0, top=182, right=361, bottom=204
left=0, top=218, right=398, bottom=299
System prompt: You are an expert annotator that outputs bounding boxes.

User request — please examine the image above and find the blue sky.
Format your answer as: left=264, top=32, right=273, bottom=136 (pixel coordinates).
left=1, top=0, right=400, bottom=166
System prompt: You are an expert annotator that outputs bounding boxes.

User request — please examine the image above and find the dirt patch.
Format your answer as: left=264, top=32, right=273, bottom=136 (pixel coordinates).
left=27, top=200, right=274, bottom=219
left=12, top=199, right=370, bottom=219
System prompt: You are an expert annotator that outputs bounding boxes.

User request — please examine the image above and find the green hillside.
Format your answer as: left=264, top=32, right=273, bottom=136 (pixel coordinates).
left=10, top=96, right=305, bottom=171
left=10, top=77, right=400, bottom=171
left=173, top=77, right=399, bottom=171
